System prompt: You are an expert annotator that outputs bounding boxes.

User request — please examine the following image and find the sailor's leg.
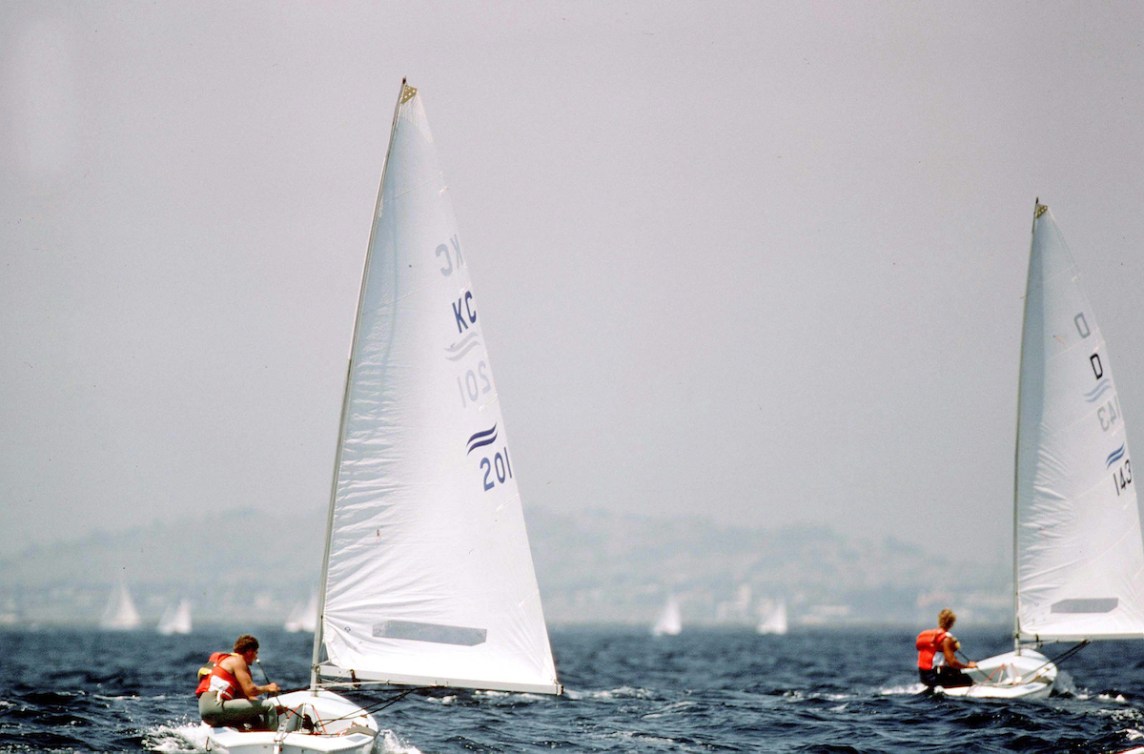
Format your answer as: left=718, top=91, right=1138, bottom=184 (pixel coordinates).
left=200, top=695, right=276, bottom=728
left=936, top=666, right=973, bottom=688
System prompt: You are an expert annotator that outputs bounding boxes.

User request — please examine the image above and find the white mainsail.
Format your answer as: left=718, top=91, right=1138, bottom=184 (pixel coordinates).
left=1013, top=202, right=1144, bottom=643
left=157, top=598, right=192, bottom=635
left=100, top=582, right=141, bottom=631
left=652, top=595, right=682, bottom=636
left=312, top=82, right=559, bottom=696
left=946, top=202, right=1144, bottom=700
left=942, top=202, right=1144, bottom=701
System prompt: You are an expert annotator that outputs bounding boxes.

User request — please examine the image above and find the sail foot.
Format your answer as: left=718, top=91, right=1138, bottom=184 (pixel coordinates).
left=317, top=662, right=561, bottom=695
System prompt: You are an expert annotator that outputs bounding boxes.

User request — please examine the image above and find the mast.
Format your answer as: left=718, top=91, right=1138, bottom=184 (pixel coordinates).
left=1012, top=198, right=1043, bottom=654
left=309, top=79, right=413, bottom=690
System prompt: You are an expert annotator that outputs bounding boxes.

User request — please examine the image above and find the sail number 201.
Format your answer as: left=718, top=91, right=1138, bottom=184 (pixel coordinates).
left=1113, top=459, right=1133, bottom=497
left=480, top=446, right=513, bottom=491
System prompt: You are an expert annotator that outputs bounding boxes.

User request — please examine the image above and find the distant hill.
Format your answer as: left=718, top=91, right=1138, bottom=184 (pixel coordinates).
left=525, top=508, right=1008, bottom=628
left=0, top=507, right=1007, bottom=628
left=0, top=507, right=324, bottom=627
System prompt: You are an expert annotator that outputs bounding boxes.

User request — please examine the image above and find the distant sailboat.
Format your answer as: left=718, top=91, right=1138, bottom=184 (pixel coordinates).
left=652, top=595, right=682, bottom=636
left=944, top=201, right=1144, bottom=699
left=0, top=596, right=22, bottom=627
left=100, top=582, right=141, bottom=631
left=757, top=598, right=788, bottom=635
left=157, top=598, right=192, bottom=635
left=284, top=591, right=317, bottom=633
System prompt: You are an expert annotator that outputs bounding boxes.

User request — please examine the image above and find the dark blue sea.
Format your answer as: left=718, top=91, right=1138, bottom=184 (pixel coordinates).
left=3, top=626, right=1144, bottom=753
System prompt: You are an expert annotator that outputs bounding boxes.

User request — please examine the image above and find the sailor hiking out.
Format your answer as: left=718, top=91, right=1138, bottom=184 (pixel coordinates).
left=196, top=634, right=282, bottom=730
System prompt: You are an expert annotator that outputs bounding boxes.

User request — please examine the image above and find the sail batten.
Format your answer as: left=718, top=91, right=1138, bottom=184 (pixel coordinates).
left=315, top=82, right=558, bottom=695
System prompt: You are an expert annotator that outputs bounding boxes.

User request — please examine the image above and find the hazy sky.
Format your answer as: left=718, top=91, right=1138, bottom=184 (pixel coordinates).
left=4, top=2, right=1144, bottom=567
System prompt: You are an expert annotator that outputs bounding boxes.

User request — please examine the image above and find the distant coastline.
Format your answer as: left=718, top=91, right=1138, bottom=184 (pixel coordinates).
left=0, top=507, right=1009, bottom=629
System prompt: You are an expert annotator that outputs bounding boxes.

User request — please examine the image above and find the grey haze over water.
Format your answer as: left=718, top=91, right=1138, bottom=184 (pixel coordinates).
left=0, top=506, right=1008, bottom=629
left=5, top=2, right=1144, bottom=587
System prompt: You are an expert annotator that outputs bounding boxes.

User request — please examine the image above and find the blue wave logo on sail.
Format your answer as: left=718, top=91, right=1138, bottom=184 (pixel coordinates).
left=1106, top=444, right=1126, bottom=468
left=445, top=332, right=483, bottom=362
left=1084, top=378, right=1113, bottom=403
left=466, top=424, right=498, bottom=455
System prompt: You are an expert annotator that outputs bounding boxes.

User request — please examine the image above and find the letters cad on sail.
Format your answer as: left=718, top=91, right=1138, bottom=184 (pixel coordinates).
left=310, top=82, right=560, bottom=695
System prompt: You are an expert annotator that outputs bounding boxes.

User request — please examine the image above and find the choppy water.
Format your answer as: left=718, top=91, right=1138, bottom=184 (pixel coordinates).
left=3, top=626, right=1144, bottom=752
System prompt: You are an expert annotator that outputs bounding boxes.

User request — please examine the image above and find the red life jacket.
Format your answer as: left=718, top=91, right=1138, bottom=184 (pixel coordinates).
left=195, top=651, right=243, bottom=699
left=915, top=628, right=947, bottom=670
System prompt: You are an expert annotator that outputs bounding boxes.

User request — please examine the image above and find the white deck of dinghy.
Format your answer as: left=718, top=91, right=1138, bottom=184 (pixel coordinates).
left=937, top=649, right=1057, bottom=701
left=202, top=688, right=378, bottom=754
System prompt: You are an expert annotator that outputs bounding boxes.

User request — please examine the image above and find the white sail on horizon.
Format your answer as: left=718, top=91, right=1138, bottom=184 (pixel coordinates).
left=100, top=582, right=141, bottom=631
left=652, top=595, right=682, bottom=636
left=157, top=598, right=192, bottom=635
left=285, top=591, right=318, bottom=633
left=757, top=598, right=788, bottom=635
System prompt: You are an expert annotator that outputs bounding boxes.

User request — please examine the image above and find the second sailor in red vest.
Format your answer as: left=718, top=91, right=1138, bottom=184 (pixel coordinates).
left=196, top=634, right=282, bottom=730
left=916, top=608, right=977, bottom=689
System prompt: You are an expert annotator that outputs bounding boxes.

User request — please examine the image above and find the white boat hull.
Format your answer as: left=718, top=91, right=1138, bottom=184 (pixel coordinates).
left=938, top=649, right=1057, bottom=700
left=202, top=688, right=378, bottom=754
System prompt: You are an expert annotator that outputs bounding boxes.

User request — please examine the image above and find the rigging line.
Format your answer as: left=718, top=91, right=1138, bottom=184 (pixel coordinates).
left=255, top=658, right=274, bottom=686
left=1044, top=640, right=1091, bottom=667
left=310, top=686, right=424, bottom=724
left=253, top=660, right=292, bottom=745
left=359, top=687, right=423, bottom=715
left=1011, top=640, right=1091, bottom=684
left=958, top=650, right=1003, bottom=683
left=255, top=659, right=288, bottom=704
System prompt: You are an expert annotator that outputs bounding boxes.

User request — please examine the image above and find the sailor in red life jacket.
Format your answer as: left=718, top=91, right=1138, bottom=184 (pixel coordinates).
left=916, top=608, right=977, bottom=689
left=196, top=634, right=282, bottom=730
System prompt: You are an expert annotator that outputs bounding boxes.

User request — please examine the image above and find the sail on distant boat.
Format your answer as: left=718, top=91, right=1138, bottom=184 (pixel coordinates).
left=100, top=582, right=141, bottom=631
left=284, top=591, right=317, bottom=633
left=757, top=598, right=788, bottom=635
left=0, top=596, right=20, bottom=627
left=200, top=80, right=559, bottom=754
left=943, top=201, right=1144, bottom=700
left=157, top=599, right=192, bottom=635
left=652, top=595, right=682, bottom=636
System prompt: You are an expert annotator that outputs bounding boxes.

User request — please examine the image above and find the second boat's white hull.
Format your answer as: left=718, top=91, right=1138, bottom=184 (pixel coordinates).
left=202, top=688, right=378, bottom=754
left=939, top=649, right=1057, bottom=700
